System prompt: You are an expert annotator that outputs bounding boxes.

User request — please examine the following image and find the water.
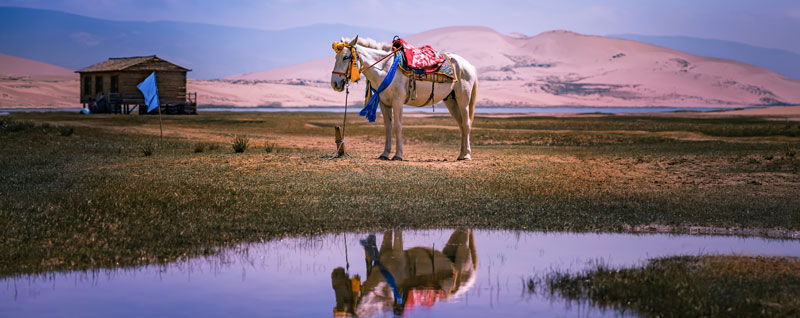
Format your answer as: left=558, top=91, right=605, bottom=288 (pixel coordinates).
left=0, top=106, right=731, bottom=114
left=2, top=230, right=798, bottom=318
left=198, top=106, right=729, bottom=114
left=0, top=108, right=82, bottom=114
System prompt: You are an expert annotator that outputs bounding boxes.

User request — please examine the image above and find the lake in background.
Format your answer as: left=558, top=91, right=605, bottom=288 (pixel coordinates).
left=0, top=106, right=737, bottom=116
left=200, top=106, right=731, bottom=114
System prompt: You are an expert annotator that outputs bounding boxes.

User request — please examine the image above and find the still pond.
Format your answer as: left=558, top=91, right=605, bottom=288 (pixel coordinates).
left=2, top=230, right=798, bottom=317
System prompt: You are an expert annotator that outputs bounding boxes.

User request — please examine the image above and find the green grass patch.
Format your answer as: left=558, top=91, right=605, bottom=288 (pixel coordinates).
left=542, top=256, right=800, bottom=317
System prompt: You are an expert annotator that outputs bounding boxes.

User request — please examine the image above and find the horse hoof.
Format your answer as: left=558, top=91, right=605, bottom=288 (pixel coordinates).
left=457, top=157, right=471, bottom=161
left=378, top=155, right=391, bottom=160
left=391, top=156, right=403, bottom=161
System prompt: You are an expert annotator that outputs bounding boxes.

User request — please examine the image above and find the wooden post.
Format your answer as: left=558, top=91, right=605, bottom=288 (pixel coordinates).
left=335, top=126, right=346, bottom=157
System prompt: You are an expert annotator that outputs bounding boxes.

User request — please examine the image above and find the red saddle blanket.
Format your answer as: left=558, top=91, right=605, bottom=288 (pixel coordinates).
left=393, top=38, right=445, bottom=73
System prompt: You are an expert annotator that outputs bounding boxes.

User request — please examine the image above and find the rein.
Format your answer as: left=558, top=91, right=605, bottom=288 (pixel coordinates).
left=362, top=46, right=403, bottom=71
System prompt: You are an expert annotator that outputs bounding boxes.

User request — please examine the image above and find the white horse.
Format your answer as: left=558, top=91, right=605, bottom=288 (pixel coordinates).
left=331, top=36, right=478, bottom=161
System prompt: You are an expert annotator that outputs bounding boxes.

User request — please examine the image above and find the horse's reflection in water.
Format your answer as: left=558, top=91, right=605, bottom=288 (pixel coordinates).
left=332, top=229, right=478, bottom=317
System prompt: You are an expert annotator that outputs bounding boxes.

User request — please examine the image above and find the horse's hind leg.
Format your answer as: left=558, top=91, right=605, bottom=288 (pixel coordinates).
left=443, top=94, right=468, bottom=160
left=379, top=103, right=392, bottom=160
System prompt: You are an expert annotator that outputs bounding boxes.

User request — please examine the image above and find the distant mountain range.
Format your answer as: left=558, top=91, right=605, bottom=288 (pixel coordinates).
left=610, top=34, right=800, bottom=79
left=0, top=7, right=397, bottom=79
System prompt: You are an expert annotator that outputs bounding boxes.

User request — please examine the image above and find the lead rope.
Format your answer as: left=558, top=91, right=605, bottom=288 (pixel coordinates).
left=335, top=81, right=350, bottom=158
left=342, top=82, right=349, bottom=143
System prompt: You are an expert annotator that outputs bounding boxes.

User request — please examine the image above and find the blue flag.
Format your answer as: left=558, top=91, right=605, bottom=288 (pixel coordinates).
left=137, top=72, right=160, bottom=113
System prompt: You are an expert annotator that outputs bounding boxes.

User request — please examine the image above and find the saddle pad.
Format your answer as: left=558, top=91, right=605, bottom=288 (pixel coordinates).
left=394, top=38, right=445, bottom=73
left=400, top=53, right=456, bottom=82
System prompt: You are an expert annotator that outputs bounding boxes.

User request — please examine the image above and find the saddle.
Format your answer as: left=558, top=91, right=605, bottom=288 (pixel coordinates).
left=386, top=37, right=457, bottom=107
left=364, top=37, right=458, bottom=108
left=392, top=38, right=456, bottom=83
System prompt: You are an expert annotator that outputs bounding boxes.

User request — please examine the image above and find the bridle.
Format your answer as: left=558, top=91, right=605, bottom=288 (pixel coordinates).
left=332, top=41, right=403, bottom=84
left=331, top=42, right=361, bottom=83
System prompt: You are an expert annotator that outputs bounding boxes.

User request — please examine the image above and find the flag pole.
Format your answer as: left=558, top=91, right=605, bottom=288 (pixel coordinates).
left=137, top=72, right=162, bottom=145
left=158, top=103, right=163, bottom=143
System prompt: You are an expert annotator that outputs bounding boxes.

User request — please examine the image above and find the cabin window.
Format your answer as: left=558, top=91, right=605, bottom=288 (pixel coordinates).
left=95, top=76, right=103, bottom=95
left=110, top=75, right=119, bottom=93
left=83, top=77, right=91, bottom=96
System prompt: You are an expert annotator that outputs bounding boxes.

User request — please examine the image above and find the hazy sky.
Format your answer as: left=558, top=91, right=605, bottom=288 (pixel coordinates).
left=3, top=0, right=800, bottom=53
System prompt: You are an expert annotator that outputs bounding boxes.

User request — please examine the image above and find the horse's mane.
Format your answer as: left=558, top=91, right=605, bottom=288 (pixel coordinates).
left=341, top=36, right=392, bottom=52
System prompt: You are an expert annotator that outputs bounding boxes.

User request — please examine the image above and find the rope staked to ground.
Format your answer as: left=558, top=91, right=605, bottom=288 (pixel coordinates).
left=332, top=82, right=350, bottom=159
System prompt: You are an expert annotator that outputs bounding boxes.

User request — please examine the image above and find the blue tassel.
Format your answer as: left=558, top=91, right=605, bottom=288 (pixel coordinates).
left=360, top=53, right=402, bottom=122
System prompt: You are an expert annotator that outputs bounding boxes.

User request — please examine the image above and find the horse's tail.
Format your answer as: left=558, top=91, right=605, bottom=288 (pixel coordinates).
left=468, top=81, right=477, bottom=122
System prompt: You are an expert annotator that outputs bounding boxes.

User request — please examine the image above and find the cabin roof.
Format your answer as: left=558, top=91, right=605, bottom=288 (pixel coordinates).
left=76, top=55, right=191, bottom=73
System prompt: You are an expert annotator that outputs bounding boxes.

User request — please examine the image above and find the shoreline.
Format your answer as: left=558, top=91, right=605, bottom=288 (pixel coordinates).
left=3, top=105, right=796, bottom=112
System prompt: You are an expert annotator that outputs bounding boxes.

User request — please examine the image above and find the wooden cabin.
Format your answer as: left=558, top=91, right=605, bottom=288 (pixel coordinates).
left=76, top=55, right=197, bottom=114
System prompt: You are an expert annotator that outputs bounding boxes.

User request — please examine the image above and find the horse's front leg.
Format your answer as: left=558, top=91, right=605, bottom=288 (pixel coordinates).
left=391, top=101, right=404, bottom=161
left=379, top=103, right=392, bottom=160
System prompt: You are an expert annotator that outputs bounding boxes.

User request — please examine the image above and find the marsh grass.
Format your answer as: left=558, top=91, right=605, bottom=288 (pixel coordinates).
left=141, top=143, right=154, bottom=156
left=58, top=125, right=74, bottom=136
left=232, top=134, right=249, bottom=153
left=1, top=111, right=799, bottom=276
left=541, top=256, right=800, bottom=317
left=265, top=142, right=277, bottom=153
left=194, top=142, right=207, bottom=153
left=0, top=116, right=35, bottom=132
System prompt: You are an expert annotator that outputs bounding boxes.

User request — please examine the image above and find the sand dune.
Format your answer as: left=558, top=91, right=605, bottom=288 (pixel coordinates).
left=4, top=27, right=800, bottom=109
left=188, top=79, right=362, bottom=107
left=0, top=53, right=75, bottom=77
left=0, top=54, right=78, bottom=108
left=230, top=26, right=800, bottom=108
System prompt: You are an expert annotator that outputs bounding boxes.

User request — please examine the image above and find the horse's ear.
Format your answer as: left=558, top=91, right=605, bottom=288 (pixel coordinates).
left=349, top=36, right=359, bottom=47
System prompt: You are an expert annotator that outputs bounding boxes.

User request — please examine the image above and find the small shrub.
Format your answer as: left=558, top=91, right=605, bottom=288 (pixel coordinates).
left=265, top=142, right=277, bottom=153
left=141, top=144, right=154, bottom=157
left=0, top=117, right=35, bottom=132
left=193, top=142, right=206, bottom=153
left=232, top=135, right=249, bottom=153
left=208, top=143, right=219, bottom=151
left=41, top=122, right=51, bottom=129
left=58, top=126, right=75, bottom=136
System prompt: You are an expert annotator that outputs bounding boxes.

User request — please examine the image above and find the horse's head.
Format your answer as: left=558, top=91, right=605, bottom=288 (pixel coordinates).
left=331, top=267, right=360, bottom=316
left=331, top=36, right=360, bottom=92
